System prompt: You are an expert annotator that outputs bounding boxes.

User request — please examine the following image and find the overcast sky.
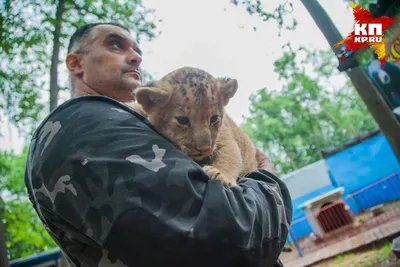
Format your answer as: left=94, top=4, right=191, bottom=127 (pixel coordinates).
left=1, top=0, right=355, bottom=154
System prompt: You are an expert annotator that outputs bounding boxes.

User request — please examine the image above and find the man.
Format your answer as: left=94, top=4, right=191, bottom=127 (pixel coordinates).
left=25, top=22, right=292, bottom=267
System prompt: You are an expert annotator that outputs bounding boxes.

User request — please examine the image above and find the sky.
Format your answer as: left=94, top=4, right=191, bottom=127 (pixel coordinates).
left=0, top=0, right=355, bottom=154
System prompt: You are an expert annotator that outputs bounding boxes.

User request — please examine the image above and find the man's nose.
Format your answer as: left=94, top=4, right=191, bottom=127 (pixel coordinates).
left=127, top=49, right=142, bottom=66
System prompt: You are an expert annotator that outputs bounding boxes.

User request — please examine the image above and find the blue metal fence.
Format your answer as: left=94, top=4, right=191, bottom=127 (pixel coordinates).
left=9, top=249, right=62, bottom=267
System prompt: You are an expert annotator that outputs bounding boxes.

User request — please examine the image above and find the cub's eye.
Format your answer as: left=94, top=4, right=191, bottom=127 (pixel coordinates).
left=176, top=116, right=190, bottom=126
left=210, top=115, right=219, bottom=124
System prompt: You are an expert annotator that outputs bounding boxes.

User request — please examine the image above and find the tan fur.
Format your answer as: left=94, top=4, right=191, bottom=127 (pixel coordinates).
left=127, top=66, right=260, bottom=187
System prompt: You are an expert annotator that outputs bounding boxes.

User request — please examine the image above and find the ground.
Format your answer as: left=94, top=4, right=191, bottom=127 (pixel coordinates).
left=281, top=199, right=400, bottom=267
left=310, top=240, right=399, bottom=267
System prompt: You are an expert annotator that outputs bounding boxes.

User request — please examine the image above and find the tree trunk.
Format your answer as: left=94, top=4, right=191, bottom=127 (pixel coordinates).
left=300, top=0, right=400, bottom=163
left=49, top=0, right=66, bottom=112
left=0, top=200, right=9, bottom=267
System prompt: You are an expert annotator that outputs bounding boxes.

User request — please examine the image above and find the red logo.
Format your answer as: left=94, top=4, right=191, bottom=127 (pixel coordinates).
left=334, top=2, right=396, bottom=67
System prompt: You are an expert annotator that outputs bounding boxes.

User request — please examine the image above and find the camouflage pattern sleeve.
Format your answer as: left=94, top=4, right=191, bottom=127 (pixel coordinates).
left=25, top=95, right=292, bottom=267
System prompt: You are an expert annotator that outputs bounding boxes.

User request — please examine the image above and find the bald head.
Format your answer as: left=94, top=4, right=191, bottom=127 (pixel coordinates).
left=68, top=22, right=130, bottom=54
left=66, top=23, right=143, bottom=102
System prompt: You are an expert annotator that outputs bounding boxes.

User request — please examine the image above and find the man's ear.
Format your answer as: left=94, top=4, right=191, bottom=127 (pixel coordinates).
left=66, top=53, right=84, bottom=76
left=217, top=77, right=238, bottom=106
left=134, top=87, right=172, bottom=113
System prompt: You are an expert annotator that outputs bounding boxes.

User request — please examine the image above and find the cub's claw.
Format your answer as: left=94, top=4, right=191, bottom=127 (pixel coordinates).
left=202, top=166, right=236, bottom=187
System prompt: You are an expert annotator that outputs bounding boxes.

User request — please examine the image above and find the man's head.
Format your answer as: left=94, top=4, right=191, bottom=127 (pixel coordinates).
left=66, top=23, right=143, bottom=102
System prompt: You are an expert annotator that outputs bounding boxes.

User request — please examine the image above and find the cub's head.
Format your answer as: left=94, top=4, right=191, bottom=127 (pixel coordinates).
left=134, top=66, right=238, bottom=161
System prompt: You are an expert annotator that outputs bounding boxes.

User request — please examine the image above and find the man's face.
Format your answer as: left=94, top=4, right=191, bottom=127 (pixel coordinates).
left=81, top=25, right=143, bottom=102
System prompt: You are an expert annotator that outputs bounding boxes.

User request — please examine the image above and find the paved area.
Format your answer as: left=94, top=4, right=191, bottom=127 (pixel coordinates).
left=283, top=217, right=400, bottom=267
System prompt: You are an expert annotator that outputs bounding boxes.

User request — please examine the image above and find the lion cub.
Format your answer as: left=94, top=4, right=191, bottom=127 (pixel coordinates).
left=127, top=66, right=260, bottom=187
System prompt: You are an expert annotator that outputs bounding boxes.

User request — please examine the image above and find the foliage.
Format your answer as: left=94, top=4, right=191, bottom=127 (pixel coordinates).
left=230, top=0, right=297, bottom=34
left=2, top=200, right=57, bottom=260
left=342, top=0, right=375, bottom=9
left=230, top=0, right=374, bottom=35
left=0, top=150, right=27, bottom=196
left=0, top=5, right=45, bottom=136
left=242, top=45, right=377, bottom=174
left=230, top=0, right=377, bottom=69
left=0, top=148, right=57, bottom=260
left=0, top=0, right=159, bottom=135
left=1, top=0, right=160, bottom=260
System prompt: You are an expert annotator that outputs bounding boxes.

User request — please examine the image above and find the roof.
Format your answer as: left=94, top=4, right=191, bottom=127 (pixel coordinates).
left=320, top=129, right=381, bottom=158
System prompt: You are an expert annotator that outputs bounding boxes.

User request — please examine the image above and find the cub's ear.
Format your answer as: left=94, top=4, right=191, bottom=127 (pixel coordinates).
left=217, top=77, right=238, bottom=106
left=134, top=87, right=172, bottom=113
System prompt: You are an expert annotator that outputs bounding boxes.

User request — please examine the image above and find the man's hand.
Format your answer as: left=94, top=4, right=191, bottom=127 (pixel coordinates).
left=255, top=148, right=278, bottom=176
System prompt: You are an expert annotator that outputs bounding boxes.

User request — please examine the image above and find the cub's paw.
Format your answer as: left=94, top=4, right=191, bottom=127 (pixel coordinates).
left=202, top=166, right=236, bottom=187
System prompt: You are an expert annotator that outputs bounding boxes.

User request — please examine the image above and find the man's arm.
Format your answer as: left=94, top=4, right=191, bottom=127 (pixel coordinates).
left=26, top=95, right=292, bottom=267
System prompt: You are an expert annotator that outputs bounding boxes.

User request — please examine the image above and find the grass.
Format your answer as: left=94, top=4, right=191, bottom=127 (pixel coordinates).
left=313, top=240, right=394, bottom=267
left=335, top=241, right=392, bottom=267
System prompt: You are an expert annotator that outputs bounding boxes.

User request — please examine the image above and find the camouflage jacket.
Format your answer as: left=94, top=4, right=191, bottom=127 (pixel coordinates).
left=25, top=95, right=292, bottom=267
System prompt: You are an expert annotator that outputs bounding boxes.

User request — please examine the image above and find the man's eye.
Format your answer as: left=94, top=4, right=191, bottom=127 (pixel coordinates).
left=176, top=116, right=190, bottom=126
left=210, top=115, right=219, bottom=124
left=111, top=41, right=122, bottom=49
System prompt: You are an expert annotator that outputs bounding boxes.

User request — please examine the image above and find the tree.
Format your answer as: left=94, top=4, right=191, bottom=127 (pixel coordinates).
left=0, top=5, right=44, bottom=137
left=1, top=0, right=159, bottom=134
left=230, top=0, right=373, bottom=32
left=300, top=0, right=400, bottom=162
left=230, top=0, right=298, bottom=34
left=242, top=45, right=377, bottom=174
left=232, top=0, right=400, bottom=163
left=0, top=148, right=57, bottom=261
left=0, top=0, right=160, bottom=262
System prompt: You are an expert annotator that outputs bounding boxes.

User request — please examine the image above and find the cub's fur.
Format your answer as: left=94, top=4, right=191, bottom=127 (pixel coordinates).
left=128, top=66, right=260, bottom=186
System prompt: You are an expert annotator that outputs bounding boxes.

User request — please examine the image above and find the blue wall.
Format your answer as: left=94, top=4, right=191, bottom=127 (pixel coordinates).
left=325, top=133, right=400, bottom=195
left=345, top=172, right=400, bottom=212
left=324, top=133, right=400, bottom=214
left=288, top=132, right=400, bottom=243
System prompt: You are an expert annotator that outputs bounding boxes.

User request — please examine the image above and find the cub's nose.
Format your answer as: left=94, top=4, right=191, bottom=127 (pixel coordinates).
left=195, top=145, right=212, bottom=153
